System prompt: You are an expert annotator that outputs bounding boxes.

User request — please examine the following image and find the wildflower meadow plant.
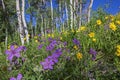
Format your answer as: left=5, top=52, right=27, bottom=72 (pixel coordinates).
left=40, top=48, right=63, bottom=70
left=5, top=45, right=26, bottom=61
left=89, top=48, right=97, bottom=60
left=10, top=73, right=22, bottom=80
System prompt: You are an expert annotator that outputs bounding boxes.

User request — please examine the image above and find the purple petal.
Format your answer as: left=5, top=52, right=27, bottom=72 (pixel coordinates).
left=38, top=44, right=43, bottom=50
left=7, top=54, right=14, bottom=61
left=48, top=65, right=53, bottom=70
left=10, top=77, right=16, bottom=80
left=17, top=74, right=22, bottom=80
left=10, top=45, right=15, bottom=51
left=14, top=53, right=21, bottom=58
left=5, top=50, right=11, bottom=55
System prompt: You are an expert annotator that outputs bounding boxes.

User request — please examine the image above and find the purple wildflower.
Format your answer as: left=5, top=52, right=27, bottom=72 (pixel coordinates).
left=19, top=46, right=27, bottom=51
left=89, top=48, right=97, bottom=60
left=40, top=59, right=54, bottom=70
left=55, top=48, right=62, bottom=56
left=63, top=41, right=67, bottom=46
left=46, top=40, right=57, bottom=51
left=5, top=45, right=22, bottom=61
left=38, top=34, right=41, bottom=36
left=73, top=38, right=80, bottom=45
left=48, top=37, right=53, bottom=42
left=10, top=73, right=22, bottom=80
left=47, top=55, right=58, bottom=63
left=38, top=44, right=43, bottom=50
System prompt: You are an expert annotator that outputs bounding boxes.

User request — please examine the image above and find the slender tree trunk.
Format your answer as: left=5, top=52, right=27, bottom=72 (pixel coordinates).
left=1, top=0, right=5, bottom=10
left=73, top=0, right=76, bottom=28
left=70, top=0, right=73, bottom=29
left=87, top=0, right=94, bottom=23
left=22, top=0, right=29, bottom=44
left=16, top=0, right=24, bottom=45
left=65, top=1, right=68, bottom=26
left=79, top=0, right=82, bottom=27
left=50, top=0, right=54, bottom=32
left=41, top=15, right=44, bottom=36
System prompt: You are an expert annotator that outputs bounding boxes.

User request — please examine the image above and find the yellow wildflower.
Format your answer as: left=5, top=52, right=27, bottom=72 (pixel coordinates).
left=35, top=40, right=38, bottom=43
left=96, top=20, right=102, bottom=25
left=74, top=45, right=78, bottom=50
left=47, top=34, right=51, bottom=37
left=117, top=49, right=120, bottom=53
left=110, top=15, right=114, bottom=21
left=115, top=52, right=120, bottom=57
left=60, top=37, right=62, bottom=40
left=28, top=34, right=30, bottom=37
left=34, top=36, right=38, bottom=39
left=109, top=22, right=117, bottom=31
left=51, top=34, right=54, bottom=38
left=92, top=38, right=96, bottom=42
left=24, top=38, right=26, bottom=41
left=76, top=52, right=82, bottom=60
left=105, top=16, right=108, bottom=20
left=88, top=32, right=95, bottom=38
left=116, top=45, right=120, bottom=50
left=79, top=26, right=86, bottom=31
left=116, top=20, right=120, bottom=25
left=8, top=45, right=10, bottom=49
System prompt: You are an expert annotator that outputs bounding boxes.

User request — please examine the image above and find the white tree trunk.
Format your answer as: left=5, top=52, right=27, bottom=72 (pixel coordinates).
left=87, top=0, right=94, bottom=23
left=22, top=0, right=29, bottom=44
left=79, top=0, right=82, bottom=27
left=1, top=0, right=5, bottom=10
left=41, top=15, right=44, bottom=36
left=70, top=0, right=73, bottom=29
left=50, top=0, right=54, bottom=32
left=65, top=1, right=68, bottom=22
left=16, top=0, right=24, bottom=45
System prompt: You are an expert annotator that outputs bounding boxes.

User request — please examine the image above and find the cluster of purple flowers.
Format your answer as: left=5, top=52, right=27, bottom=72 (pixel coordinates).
left=38, top=44, right=43, bottom=50
left=46, top=39, right=57, bottom=51
left=10, top=73, right=22, bottom=80
left=73, top=38, right=80, bottom=45
left=89, top=48, right=97, bottom=60
left=73, top=38, right=82, bottom=49
left=5, top=45, right=26, bottom=61
left=40, top=48, right=62, bottom=70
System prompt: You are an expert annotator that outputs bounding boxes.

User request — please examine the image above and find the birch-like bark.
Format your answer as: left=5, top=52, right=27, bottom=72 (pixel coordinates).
left=73, top=0, right=76, bottom=28
left=65, top=1, right=68, bottom=30
left=41, top=15, right=44, bottom=36
left=79, top=0, right=82, bottom=27
left=50, top=0, right=54, bottom=32
left=22, top=0, right=29, bottom=44
left=1, top=0, right=5, bottom=10
left=65, top=1, right=68, bottom=22
left=87, top=0, right=94, bottom=23
left=70, top=0, right=73, bottom=29
left=16, top=0, right=24, bottom=45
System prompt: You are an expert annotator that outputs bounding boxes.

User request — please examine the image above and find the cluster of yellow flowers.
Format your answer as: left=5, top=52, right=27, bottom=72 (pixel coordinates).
left=110, top=15, right=114, bottom=21
left=73, top=45, right=78, bottom=50
left=96, top=20, right=102, bottom=25
left=77, top=26, right=86, bottom=32
left=109, top=22, right=117, bottom=31
left=88, top=32, right=96, bottom=42
left=47, top=33, right=54, bottom=38
left=115, top=45, right=120, bottom=57
left=76, top=52, right=82, bottom=60
left=116, top=20, right=120, bottom=25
